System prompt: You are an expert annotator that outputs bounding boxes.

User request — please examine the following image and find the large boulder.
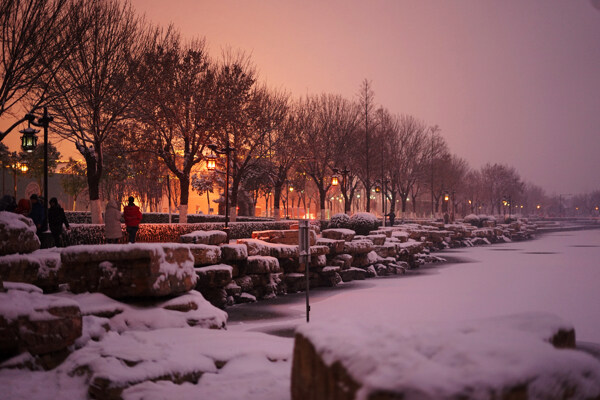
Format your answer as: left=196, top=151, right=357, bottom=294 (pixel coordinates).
left=188, top=244, right=221, bottom=266
left=0, top=249, right=62, bottom=292
left=245, top=256, right=281, bottom=274
left=321, top=228, right=355, bottom=242
left=291, top=314, right=595, bottom=400
left=0, top=282, right=82, bottom=359
left=195, top=264, right=233, bottom=289
left=316, top=238, right=345, bottom=255
left=0, top=211, right=40, bottom=255
left=60, top=244, right=197, bottom=298
left=343, top=239, right=374, bottom=255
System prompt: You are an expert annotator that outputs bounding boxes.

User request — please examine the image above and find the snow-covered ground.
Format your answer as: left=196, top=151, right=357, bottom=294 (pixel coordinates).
left=230, top=229, right=600, bottom=343
left=1, top=229, right=599, bottom=399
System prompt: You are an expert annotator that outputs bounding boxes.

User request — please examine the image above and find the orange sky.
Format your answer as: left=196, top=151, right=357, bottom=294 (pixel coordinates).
left=3, top=0, right=600, bottom=195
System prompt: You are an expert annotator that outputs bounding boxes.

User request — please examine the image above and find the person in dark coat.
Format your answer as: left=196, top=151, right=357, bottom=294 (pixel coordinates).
left=28, top=194, right=45, bottom=237
left=48, top=197, right=70, bottom=247
left=123, top=196, right=142, bottom=243
left=386, top=211, right=396, bottom=226
left=0, top=195, right=17, bottom=212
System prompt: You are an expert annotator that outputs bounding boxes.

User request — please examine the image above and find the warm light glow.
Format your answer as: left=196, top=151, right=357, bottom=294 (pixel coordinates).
left=444, top=195, right=449, bottom=201
left=537, top=205, right=541, bottom=209
left=331, top=175, right=339, bottom=186
left=576, top=207, right=579, bottom=210
left=596, top=206, right=599, bottom=211
left=375, top=186, right=381, bottom=193
left=406, top=197, right=410, bottom=201
left=19, top=163, right=28, bottom=173
left=468, top=200, right=472, bottom=205
left=206, top=154, right=217, bottom=171
left=289, top=186, right=294, bottom=192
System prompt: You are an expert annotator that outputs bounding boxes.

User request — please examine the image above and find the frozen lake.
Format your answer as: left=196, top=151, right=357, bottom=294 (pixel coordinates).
left=228, top=229, right=600, bottom=343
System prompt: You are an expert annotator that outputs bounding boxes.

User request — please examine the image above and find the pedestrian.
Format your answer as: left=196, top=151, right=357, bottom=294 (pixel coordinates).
left=15, top=198, right=31, bottom=216
left=0, top=195, right=16, bottom=212
left=386, top=211, right=396, bottom=226
left=28, top=194, right=45, bottom=237
left=123, top=196, right=142, bottom=243
left=104, top=199, right=122, bottom=243
left=48, top=197, right=70, bottom=247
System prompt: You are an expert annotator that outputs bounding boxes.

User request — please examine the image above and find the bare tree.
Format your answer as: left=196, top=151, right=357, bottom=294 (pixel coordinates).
left=0, top=0, right=75, bottom=140
left=297, top=93, right=357, bottom=220
left=136, top=33, right=216, bottom=222
left=48, top=0, right=153, bottom=223
left=356, top=79, right=377, bottom=212
left=212, top=53, right=288, bottom=220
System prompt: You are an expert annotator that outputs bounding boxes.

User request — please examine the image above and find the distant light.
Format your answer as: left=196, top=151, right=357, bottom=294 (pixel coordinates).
left=289, top=186, right=294, bottom=192
left=468, top=200, right=472, bottom=205
left=444, top=195, right=449, bottom=201
left=536, top=205, right=541, bottom=209
left=331, top=175, right=339, bottom=186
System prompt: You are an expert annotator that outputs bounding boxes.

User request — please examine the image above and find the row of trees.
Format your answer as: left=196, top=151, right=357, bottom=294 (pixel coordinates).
left=1, top=0, right=598, bottom=222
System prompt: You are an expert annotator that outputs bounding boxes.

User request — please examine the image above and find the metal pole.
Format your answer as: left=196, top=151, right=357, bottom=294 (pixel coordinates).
left=224, top=148, right=230, bottom=229
left=299, top=219, right=311, bottom=323
left=42, top=107, right=49, bottom=233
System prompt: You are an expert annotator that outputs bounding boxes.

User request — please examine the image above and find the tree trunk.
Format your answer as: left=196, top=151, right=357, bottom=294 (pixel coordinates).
left=319, top=187, right=327, bottom=220
left=178, top=174, right=190, bottom=223
left=85, top=154, right=103, bottom=224
left=273, top=183, right=283, bottom=221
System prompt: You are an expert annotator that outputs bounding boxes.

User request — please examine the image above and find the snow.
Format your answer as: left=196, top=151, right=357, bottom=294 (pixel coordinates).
left=297, top=313, right=600, bottom=399
left=54, top=290, right=227, bottom=336
left=195, top=263, right=233, bottom=274
left=0, top=284, right=79, bottom=322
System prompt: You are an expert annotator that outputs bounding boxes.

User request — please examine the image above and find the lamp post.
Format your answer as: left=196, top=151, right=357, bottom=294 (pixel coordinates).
left=332, top=166, right=350, bottom=214
left=24, top=107, right=53, bottom=233
left=207, top=143, right=234, bottom=231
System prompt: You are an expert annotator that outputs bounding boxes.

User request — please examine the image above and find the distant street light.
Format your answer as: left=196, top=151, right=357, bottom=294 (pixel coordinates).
left=332, top=166, right=351, bottom=214
left=207, top=143, right=234, bottom=231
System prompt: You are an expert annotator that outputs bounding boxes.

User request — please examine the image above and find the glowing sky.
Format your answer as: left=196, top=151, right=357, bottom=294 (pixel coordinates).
left=129, top=0, right=600, bottom=195
left=3, top=0, right=599, bottom=195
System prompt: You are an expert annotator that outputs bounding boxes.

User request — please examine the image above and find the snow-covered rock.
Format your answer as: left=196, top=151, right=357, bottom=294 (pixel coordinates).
left=0, top=211, right=40, bottom=256
left=245, top=256, right=281, bottom=274
left=292, top=313, right=600, bottom=400
left=0, top=249, right=62, bottom=292
left=0, top=282, right=81, bottom=358
left=180, top=230, right=228, bottom=245
left=188, top=244, right=221, bottom=266
left=219, top=244, right=248, bottom=262
left=251, top=229, right=316, bottom=246
left=61, top=328, right=291, bottom=399
left=60, top=244, right=197, bottom=298
left=315, top=238, right=345, bottom=255
left=195, top=264, right=233, bottom=289
left=321, top=228, right=355, bottom=242
left=343, top=239, right=374, bottom=255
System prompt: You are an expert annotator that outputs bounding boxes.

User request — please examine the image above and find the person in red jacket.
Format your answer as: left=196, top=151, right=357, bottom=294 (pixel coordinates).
left=123, top=196, right=142, bottom=243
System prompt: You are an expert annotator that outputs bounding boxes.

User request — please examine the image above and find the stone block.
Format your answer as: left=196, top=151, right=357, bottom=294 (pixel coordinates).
left=366, top=234, right=386, bottom=246
left=220, top=244, right=248, bottom=261
left=316, top=238, right=345, bottom=255
left=0, top=211, right=40, bottom=256
left=60, top=244, right=197, bottom=298
left=188, top=244, right=221, bottom=266
left=0, top=283, right=82, bottom=358
left=339, top=267, right=367, bottom=282
left=195, top=264, right=233, bottom=289
left=373, top=243, right=397, bottom=258
left=343, top=239, right=373, bottom=255
left=0, top=250, right=61, bottom=293
left=331, top=254, right=353, bottom=269
left=321, top=228, right=355, bottom=241
left=246, top=256, right=281, bottom=274
left=180, top=230, right=227, bottom=245
left=252, top=229, right=316, bottom=246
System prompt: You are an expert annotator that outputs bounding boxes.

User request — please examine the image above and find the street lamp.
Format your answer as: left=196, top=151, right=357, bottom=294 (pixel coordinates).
left=20, top=125, right=38, bottom=152
left=207, top=143, right=234, bottom=231
left=332, top=166, right=350, bottom=214
left=24, top=107, right=53, bottom=234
